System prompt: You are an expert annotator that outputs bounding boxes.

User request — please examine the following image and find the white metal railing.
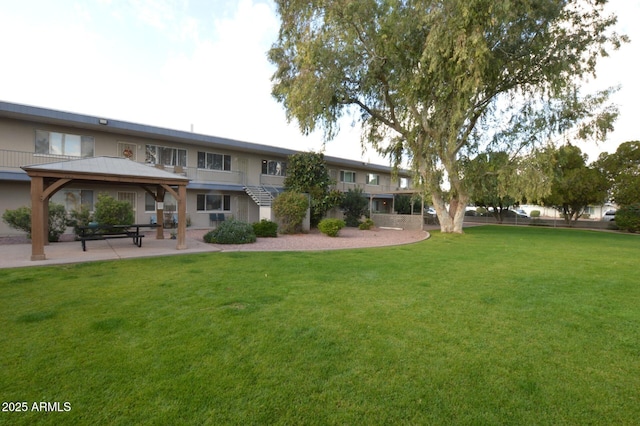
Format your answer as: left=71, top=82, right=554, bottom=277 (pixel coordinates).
left=0, top=149, right=79, bottom=170
left=332, top=181, right=413, bottom=193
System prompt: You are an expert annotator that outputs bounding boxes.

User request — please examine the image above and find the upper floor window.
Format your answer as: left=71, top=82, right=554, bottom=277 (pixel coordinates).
left=262, top=160, right=286, bottom=176
left=399, top=177, right=409, bottom=189
left=35, top=130, right=94, bottom=157
left=340, top=170, right=356, bottom=183
left=197, top=152, right=231, bottom=171
left=366, top=173, right=380, bottom=185
left=146, top=144, right=186, bottom=167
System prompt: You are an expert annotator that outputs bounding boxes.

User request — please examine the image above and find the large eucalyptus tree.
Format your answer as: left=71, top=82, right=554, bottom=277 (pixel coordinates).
left=269, top=0, right=625, bottom=232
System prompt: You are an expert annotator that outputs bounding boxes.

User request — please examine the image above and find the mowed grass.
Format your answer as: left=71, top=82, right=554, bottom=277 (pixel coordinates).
left=1, top=226, right=639, bottom=425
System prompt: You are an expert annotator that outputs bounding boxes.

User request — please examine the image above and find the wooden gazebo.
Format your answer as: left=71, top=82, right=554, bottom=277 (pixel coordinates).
left=22, top=157, right=190, bottom=261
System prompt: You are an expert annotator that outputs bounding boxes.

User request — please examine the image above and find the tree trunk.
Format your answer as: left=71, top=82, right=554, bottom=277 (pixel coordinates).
left=431, top=192, right=466, bottom=233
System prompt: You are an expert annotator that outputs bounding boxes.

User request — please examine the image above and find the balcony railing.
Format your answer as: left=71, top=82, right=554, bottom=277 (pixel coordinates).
left=332, top=181, right=413, bottom=194
left=0, top=150, right=244, bottom=185
left=0, top=149, right=80, bottom=171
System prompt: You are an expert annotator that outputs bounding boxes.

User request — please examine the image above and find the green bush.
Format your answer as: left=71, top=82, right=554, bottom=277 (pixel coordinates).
left=2, top=203, right=69, bottom=242
left=2, top=206, right=31, bottom=236
left=359, top=218, right=374, bottom=230
left=48, top=203, right=68, bottom=242
left=93, top=193, right=134, bottom=226
left=615, top=204, right=640, bottom=233
left=530, top=210, right=541, bottom=218
left=253, top=219, right=278, bottom=237
left=273, top=191, right=308, bottom=234
left=69, top=205, right=93, bottom=236
left=203, top=219, right=256, bottom=244
left=318, top=218, right=346, bottom=237
left=341, top=188, right=368, bottom=227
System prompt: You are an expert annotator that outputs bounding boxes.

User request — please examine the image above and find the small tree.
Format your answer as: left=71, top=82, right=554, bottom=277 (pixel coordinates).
left=93, top=193, right=134, bottom=226
left=272, top=191, right=309, bottom=234
left=341, top=187, right=368, bottom=227
left=541, top=145, right=608, bottom=226
left=284, top=151, right=340, bottom=226
left=596, top=141, right=640, bottom=206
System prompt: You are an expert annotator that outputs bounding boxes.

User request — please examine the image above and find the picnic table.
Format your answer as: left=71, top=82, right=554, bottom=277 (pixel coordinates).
left=77, top=223, right=158, bottom=251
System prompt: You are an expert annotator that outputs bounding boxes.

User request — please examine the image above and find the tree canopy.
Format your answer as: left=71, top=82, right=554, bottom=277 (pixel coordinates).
left=541, top=144, right=608, bottom=225
left=269, top=0, right=626, bottom=232
left=596, top=141, right=640, bottom=206
left=284, top=151, right=342, bottom=226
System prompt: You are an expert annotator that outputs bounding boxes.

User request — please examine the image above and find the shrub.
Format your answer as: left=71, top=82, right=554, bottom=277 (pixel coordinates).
left=273, top=191, right=308, bottom=234
left=318, top=218, right=345, bottom=237
left=359, top=218, right=374, bottom=230
left=2, top=203, right=69, bottom=242
left=2, top=206, right=31, bottom=236
left=341, top=187, right=368, bottom=227
left=93, top=193, right=134, bottom=226
left=203, top=219, right=256, bottom=244
left=530, top=210, right=541, bottom=218
left=614, top=204, right=640, bottom=233
left=48, top=203, right=68, bottom=242
left=253, top=219, right=278, bottom=237
left=69, top=205, right=93, bottom=236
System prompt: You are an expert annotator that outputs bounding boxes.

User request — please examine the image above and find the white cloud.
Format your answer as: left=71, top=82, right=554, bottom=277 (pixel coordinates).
left=1, top=0, right=633, bottom=167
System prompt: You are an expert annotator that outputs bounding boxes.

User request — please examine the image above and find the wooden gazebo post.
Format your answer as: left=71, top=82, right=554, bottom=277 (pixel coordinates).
left=177, top=184, right=187, bottom=249
left=29, top=175, right=46, bottom=261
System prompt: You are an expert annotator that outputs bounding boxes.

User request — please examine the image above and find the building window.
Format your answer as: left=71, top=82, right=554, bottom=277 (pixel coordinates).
left=197, top=194, right=231, bottom=212
left=400, top=177, right=409, bottom=189
left=262, top=160, right=286, bottom=176
left=144, top=193, right=177, bottom=212
left=51, top=189, right=94, bottom=212
left=340, top=170, right=356, bottom=183
left=145, top=144, right=187, bottom=167
left=35, top=130, right=94, bottom=157
left=117, top=192, right=137, bottom=212
left=366, top=173, right=380, bottom=185
left=144, top=193, right=156, bottom=212
left=197, top=152, right=231, bottom=171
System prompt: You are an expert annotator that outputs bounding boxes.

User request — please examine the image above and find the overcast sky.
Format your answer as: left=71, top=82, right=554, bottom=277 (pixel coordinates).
left=0, top=0, right=637, bottom=165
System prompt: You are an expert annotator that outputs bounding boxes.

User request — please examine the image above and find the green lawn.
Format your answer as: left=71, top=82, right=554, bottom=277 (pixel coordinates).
left=1, top=226, right=639, bottom=425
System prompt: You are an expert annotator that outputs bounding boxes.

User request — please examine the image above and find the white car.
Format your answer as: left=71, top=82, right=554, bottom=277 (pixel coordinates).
left=602, top=210, right=616, bottom=221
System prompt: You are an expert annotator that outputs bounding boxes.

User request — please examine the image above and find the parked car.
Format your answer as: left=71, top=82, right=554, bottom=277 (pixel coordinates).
left=503, top=209, right=529, bottom=218
left=602, top=210, right=616, bottom=221
left=514, top=209, right=529, bottom=218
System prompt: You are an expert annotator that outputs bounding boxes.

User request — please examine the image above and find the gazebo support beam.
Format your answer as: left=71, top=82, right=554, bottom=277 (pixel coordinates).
left=177, top=184, right=187, bottom=249
left=30, top=176, right=46, bottom=261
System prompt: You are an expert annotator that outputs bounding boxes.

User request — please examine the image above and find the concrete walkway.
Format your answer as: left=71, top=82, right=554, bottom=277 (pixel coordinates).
left=0, top=233, right=221, bottom=269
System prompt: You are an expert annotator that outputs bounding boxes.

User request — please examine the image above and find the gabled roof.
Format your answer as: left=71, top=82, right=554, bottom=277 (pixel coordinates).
left=22, top=156, right=189, bottom=184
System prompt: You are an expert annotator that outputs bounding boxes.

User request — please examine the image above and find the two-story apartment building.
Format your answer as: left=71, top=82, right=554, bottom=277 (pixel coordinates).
left=0, top=101, right=412, bottom=236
